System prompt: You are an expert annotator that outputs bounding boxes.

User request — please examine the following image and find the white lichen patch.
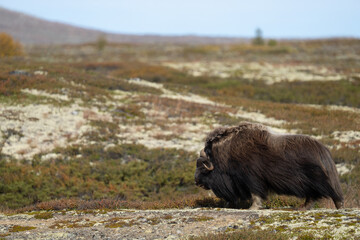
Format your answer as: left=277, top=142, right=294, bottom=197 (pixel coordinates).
left=40, top=153, right=62, bottom=161
left=163, top=61, right=346, bottom=84
left=327, top=105, right=360, bottom=114
left=332, top=131, right=360, bottom=143
left=254, top=209, right=360, bottom=239
left=305, top=103, right=360, bottom=114
left=33, top=70, right=48, bottom=76
left=128, top=78, right=220, bottom=106
left=336, top=163, right=355, bottom=175
left=112, top=90, right=131, bottom=101
left=161, top=92, right=219, bottom=106
left=332, top=130, right=360, bottom=149
left=230, top=109, right=287, bottom=127
left=163, top=61, right=242, bottom=79
left=128, top=78, right=166, bottom=91
left=117, top=119, right=215, bottom=153
left=0, top=103, right=112, bottom=160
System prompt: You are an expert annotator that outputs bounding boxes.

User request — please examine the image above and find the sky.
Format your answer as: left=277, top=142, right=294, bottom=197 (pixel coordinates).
left=1, top=0, right=359, bottom=38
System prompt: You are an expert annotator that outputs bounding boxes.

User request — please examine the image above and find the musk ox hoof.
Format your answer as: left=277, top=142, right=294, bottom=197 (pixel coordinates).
left=297, top=198, right=315, bottom=211
left=298, top=206, right=311, bottom=211
left=249, top=194, right=262, bottom=210
left=249, top=204, right=261, bottom=210
left=335, top=201, right=344, bottom=209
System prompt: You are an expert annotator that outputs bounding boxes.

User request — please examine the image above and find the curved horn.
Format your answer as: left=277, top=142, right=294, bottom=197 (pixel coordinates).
left=200, top=149, right=206, bottom=158
left=203, top=161, right=214, bottom=171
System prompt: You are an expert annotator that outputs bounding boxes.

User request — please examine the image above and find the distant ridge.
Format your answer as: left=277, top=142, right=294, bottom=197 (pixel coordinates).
left=0, top=7, right=248, bottom=45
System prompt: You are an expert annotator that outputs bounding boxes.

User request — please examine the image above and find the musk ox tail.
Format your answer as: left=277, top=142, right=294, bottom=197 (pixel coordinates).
left=319, top=146, right=344, bottom=208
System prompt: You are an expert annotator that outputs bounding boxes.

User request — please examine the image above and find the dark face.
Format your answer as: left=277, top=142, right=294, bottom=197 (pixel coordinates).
left=194, top=149, right=241, bottom=203
left=194, top=149, right=214, bottom=190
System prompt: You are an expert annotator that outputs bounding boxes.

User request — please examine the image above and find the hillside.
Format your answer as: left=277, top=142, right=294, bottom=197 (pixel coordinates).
left=0, top=37, right=359, bottom=239
left=0, top=7, right=247, bottom=45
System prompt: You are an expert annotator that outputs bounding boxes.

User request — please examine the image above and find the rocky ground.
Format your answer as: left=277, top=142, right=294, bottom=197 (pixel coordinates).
left=1, top=208, right=359, bottom=239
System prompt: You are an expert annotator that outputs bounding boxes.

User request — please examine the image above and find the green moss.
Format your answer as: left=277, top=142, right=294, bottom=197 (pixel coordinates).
left=275, top=225, right=288, bottom=232
left=75, top=209, right=97, bottom=215
left=313, top=212, right=326, bottom=221
left=33, top=212, right=53, bottom=219
left=75, top=209, right=109, bottom=215
left=276, top=213, right=298, bottom=222
left=346, top=220, right=360, bottom=226
left=102, top=217, right=130, bottom=222
left=193, top=216, right=214, bottom=222
left=147, top=217, right=161, bottom=225
left=163, top=214, right=173, bottom=220
left=9, top=225, right=36, bottom=232
left=257, top=216, right=276, bottom=224
left=105, top=221, right=128, bottom=228
left=320, top=233, right=334, bottom=240
left=104, top=218, right=135, bottom=228
left=326, top=212, right=345, bottom=218
left=224, top=227, right=237, bottom=233
left=67, top=221, right=95, bottom=228
left=49, top=219, right=95, bottom=229
left=298, top=232, right=316, bottom=240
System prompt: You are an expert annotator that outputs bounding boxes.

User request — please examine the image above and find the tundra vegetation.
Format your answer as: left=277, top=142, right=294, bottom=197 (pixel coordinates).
left=0, top=36, right=359, bottom=238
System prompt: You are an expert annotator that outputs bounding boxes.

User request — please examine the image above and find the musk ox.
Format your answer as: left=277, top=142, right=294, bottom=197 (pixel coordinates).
left=195, top=122, right=344, bottom=210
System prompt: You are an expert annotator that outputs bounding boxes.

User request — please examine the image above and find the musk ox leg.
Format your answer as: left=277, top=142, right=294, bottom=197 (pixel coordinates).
left=300, top=198, right=315, bottom=210
left=249, top=194, right=262, bottom=210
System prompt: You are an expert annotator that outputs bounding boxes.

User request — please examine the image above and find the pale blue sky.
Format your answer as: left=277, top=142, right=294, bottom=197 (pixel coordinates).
left=1, top=0, right=359, bottom=38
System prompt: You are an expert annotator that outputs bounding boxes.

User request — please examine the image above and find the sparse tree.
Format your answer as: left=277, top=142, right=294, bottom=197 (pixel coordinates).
left=96, top=35, right=107, bottom=52
left=0, top=32, right=23, bottom=57
left=252, top=28, right=264, bottom=46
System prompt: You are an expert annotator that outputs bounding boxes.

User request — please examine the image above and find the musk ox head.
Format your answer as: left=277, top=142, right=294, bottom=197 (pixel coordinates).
left=195, top=149, right=214, bottom=190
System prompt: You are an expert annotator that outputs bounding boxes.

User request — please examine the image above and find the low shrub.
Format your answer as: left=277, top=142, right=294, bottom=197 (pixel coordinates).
left=0, top=32, right=23, bottom=57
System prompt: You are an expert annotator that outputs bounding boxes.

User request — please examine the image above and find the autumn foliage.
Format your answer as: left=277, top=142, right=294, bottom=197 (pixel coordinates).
left=0, top=32, right=23, bottom=57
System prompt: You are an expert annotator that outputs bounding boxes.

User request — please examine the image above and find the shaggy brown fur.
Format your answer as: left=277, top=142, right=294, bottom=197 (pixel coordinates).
left=195, top=122, right=344, bottom=209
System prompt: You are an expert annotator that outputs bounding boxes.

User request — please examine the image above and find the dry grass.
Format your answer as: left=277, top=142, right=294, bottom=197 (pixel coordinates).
left=1, top=195, right=227, bottom=214
left=2, top=192, right=347, bottom=214
left=137, top=95, right=234, bottom=119
left=343, top=185, right=360, bottom=208
left=212, top=96, right=360, bottom=135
